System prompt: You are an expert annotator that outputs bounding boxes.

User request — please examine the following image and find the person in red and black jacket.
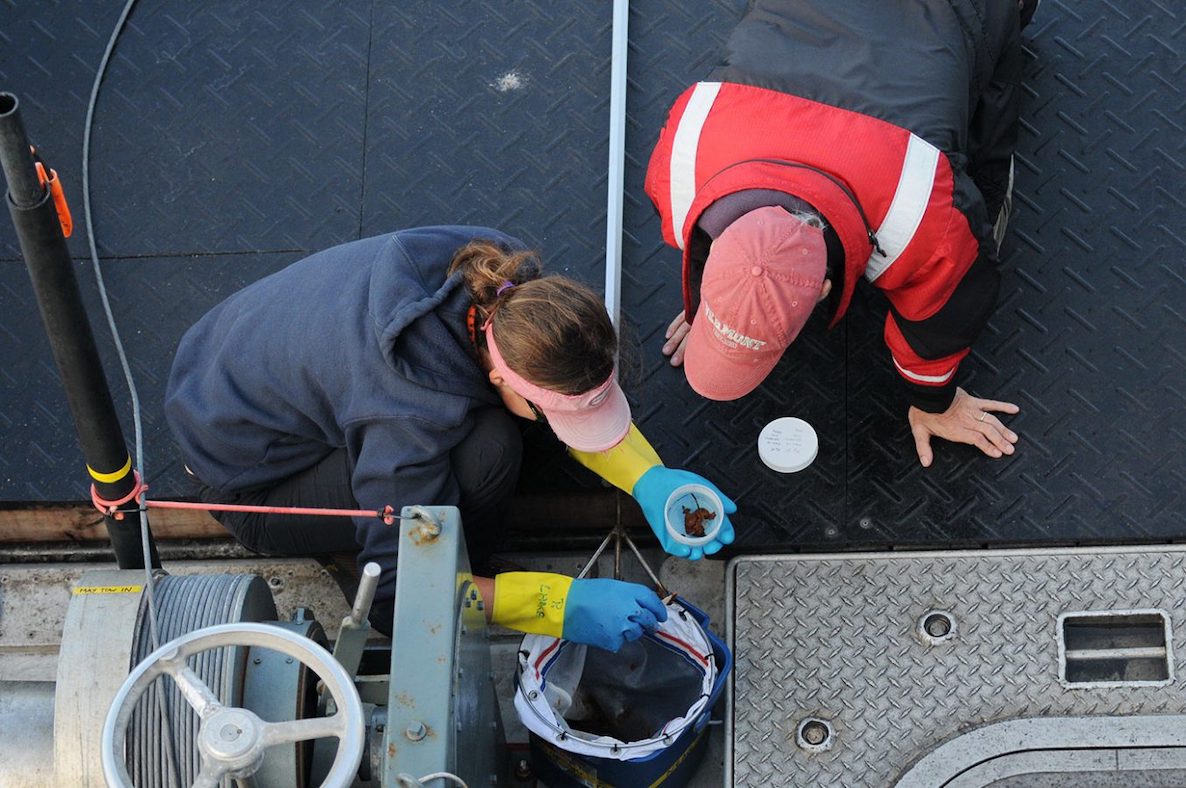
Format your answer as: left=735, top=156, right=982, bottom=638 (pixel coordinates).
left=647, top=0, right=1038, bottom=466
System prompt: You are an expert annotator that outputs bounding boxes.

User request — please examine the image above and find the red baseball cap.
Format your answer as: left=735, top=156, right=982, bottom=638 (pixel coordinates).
left=684, top=207, right=827, bottom=401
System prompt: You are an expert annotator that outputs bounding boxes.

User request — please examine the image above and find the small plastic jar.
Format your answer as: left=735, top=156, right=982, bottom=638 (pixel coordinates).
left=663, top=483, right=724, bottom=547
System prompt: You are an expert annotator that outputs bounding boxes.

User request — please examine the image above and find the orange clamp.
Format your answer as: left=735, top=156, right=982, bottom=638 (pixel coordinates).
left=33, top=160, right=73, bottom=238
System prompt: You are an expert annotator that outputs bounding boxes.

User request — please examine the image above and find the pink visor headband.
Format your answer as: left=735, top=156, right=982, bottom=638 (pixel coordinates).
left=483, top=319, right=632, bottom=452
left=484, top=322, right=616, bottom=411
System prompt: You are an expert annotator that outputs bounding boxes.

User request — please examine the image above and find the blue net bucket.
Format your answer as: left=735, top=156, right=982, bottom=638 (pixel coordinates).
left=515, top=597, right=731, bottom=787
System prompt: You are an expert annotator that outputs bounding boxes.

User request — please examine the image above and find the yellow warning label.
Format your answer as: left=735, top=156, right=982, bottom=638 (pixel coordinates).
left=72, top=585, right=143, bottom=595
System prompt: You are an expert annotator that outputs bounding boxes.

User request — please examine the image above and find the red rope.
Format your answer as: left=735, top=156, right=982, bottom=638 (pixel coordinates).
left=91, top=471, right=147, bottom=516
left=146, top=499, right=397, bottom=524
left=91, top=474, right=396, bottom=525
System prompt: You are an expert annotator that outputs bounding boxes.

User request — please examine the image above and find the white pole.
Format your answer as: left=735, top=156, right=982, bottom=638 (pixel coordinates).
left=604, top=0, right=629, bottom=338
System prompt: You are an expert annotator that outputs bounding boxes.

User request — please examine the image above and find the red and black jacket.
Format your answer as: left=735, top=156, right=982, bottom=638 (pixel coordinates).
left=645, top=0, right=1021, bottom=411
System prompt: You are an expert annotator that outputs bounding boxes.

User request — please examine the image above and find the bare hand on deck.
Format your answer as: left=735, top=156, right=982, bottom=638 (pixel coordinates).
left=662, top=310, right=691, bottom=366
left=908, top=387, right=1019, bottom=467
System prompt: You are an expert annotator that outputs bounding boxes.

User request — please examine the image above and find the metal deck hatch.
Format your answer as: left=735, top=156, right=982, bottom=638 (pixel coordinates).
left=1058, top=609, right=1173, bottom=688
left=727, top=546, right=1186, bottom=786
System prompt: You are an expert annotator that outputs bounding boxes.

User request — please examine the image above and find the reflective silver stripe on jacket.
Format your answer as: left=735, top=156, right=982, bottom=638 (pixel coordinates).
left=893, top=356, right=956, bottom=385
left=669, top=82, right=722, bottom=250
left=866, top=134, right=941, bottom=282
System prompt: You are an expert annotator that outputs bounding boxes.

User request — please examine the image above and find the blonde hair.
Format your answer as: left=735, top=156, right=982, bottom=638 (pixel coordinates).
left=449, top=240, right=616, bottom=394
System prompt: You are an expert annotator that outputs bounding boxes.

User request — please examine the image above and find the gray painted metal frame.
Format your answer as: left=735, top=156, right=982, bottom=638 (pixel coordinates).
left=382, top=506, right=501, bottom=786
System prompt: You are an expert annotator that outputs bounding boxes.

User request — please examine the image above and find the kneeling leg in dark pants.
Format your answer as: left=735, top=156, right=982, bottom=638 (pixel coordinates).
left=195, top=407, right=523, bottom=604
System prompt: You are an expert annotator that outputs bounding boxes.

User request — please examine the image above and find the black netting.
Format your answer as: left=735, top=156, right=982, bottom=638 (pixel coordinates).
left=544, top=638, right=705, bottom=743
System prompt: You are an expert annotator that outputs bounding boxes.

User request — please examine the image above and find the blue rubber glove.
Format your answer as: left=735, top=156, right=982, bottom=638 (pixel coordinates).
left=563, top=578, right=669, bottom=652
left=632, top=467, right=737, bottom=560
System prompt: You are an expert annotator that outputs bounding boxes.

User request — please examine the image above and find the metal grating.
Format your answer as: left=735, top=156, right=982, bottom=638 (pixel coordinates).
left=729, top=547, right=1186, bottom=786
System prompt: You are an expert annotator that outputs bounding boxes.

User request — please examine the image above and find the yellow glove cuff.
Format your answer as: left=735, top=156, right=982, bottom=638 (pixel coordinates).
left=568, top=422, right=663, bottom=494
left=491, top=572, right=573, bottom=637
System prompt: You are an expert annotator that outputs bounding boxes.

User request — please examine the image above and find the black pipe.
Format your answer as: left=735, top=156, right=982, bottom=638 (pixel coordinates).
left=0, top=92, right=158, bottom=569
left=0, top=95, right=41, bottom=207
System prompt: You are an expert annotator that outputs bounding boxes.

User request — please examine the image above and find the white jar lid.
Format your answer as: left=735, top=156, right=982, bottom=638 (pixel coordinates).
left=758, top=417, right=818, bottom=473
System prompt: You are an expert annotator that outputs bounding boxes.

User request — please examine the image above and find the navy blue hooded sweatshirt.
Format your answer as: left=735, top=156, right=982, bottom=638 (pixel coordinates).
left=165, top=226, right=517, bottom=602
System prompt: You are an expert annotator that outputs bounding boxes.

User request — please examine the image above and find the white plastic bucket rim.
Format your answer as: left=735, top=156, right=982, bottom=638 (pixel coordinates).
left=514, top=599, right=716, bottom=762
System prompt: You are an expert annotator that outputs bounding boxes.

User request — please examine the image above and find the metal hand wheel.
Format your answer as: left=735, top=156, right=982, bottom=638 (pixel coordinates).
left=102, top=622, right=365, bottom=788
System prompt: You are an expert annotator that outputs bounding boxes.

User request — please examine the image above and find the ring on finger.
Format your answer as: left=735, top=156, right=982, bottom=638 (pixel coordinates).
left=978, top=412, right=987, bottom=422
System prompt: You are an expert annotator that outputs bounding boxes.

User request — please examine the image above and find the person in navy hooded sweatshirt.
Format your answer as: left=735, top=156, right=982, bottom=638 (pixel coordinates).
left=166, top=227, right=735, bottom=648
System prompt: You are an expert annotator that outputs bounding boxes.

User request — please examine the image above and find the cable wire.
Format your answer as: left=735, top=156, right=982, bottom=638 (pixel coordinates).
left=416, top=773, right=469, bottom=788
left=83, top=0, right=151, bottom=638
left=82, top=0, right=181, bottom=784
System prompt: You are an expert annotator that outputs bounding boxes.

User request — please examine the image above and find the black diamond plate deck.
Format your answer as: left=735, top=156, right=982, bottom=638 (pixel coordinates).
left=0, top=1, right=1183, bottom=551
left=841, top=4, right=1186, bottom=546
left=0, top=0, right=370, bottom=259
left=0, top=252, right=299, bottom=500
left=360, top=2, right=612, bottom=281
left=0, top=0, right=124, bottom=261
